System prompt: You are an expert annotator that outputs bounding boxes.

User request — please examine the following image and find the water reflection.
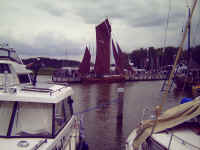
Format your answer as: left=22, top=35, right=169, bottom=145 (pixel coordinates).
left=116, top=89, right=124, bottom=149
left=95, top=84, right=111, bottom=121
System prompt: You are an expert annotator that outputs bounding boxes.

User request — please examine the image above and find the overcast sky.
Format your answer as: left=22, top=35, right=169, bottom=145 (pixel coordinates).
left=1, top=0, right=199, bottom=61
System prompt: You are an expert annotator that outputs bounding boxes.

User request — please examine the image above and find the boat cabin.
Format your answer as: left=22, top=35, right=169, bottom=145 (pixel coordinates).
left=0, top=48, right=32, bottom=86
left=0, top=48, right=22, bottom=64
left=0, top=83, right=80, bottom=150
left=0, top=84, right=74, bottom=138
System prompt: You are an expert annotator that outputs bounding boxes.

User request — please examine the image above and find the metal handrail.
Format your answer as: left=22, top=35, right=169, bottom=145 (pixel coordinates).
left=168, top=133, right=200, bottom=150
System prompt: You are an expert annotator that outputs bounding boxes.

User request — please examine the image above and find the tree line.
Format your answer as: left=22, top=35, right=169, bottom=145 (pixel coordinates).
left=128, top=45, right=200, bottom=70
left=22, top=57, right=80, bottom=68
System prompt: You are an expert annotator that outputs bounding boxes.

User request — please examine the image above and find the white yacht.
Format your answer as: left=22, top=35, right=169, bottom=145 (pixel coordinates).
left=0, top=47, right=84, bottom=150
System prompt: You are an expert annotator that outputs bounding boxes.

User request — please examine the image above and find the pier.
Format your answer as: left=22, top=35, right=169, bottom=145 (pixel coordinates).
left=126, top=72, right=168, bottom=81
left=52, top=71, right=168, bottom=84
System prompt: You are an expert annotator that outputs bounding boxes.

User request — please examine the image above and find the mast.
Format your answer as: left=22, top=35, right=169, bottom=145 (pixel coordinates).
left=188, top=7, right=191, bottom=67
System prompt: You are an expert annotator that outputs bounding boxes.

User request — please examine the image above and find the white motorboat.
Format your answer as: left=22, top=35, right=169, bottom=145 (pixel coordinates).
left=0, top=47, right=85, bottom=150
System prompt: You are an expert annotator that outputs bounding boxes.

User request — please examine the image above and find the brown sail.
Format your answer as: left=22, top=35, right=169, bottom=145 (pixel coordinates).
left=81, top=19, right=125, bottom=83
left=79, top=46, right=91, bottom=75
left=112, top=40, right=123, bottom=74
left=112, top=39, right=118, bottom=65
left=116, top=42, right=134, bottom=73
left=94, top=19, right=111, bottom=76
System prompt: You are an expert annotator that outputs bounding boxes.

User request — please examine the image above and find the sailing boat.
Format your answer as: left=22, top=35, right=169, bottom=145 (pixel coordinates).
left=174, top=7, right=200, bottom=90
left=80, top=19, right=129, bottom=83
left=126, top=0, right=200, bottom=150
left=52, top=49, right=81, bottom=83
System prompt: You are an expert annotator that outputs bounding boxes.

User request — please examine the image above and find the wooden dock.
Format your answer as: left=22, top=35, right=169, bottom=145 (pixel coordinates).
left=52, top=72, right=168, bottom=84
left=126, top=73, right=167, bottom=81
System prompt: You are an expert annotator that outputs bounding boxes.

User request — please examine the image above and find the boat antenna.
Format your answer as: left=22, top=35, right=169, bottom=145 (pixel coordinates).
left=159, top=0, right=198, bottom=113
left=192, top=2, right=200, bottom=46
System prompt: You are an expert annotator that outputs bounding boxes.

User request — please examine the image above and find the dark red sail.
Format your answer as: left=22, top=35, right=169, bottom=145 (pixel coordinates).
left=79, top=46, right=91, bottom=75
left=112, top=40, right=123, bottom=74
left=94, top=19, right=111, bottom=75
left=116, top=42, right=134, bottom=73
left=112, top=39, right=118, bottom=65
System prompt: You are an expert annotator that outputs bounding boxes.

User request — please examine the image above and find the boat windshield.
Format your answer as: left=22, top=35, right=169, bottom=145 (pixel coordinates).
left=0, top=101, right=52, bottom=137
left=11, top=102, right=52, bottom=137
left=0, top=98, right=73, bottom=138
left=0, top=48, right=22, bottom=64
left=0, top=101, right=14, bottom=136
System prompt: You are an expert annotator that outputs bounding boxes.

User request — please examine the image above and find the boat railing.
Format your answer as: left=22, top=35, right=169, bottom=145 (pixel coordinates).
left=141, top=106, right=156, bottom=122
left=22, top=85, right=68, bottom=96
left=168, top=133, right=200, bottom=150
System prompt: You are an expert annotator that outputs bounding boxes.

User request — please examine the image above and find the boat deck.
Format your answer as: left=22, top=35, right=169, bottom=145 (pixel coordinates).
left=152, top=122, right=200, bottom=150
left=0, top=83, right=74, bottom=103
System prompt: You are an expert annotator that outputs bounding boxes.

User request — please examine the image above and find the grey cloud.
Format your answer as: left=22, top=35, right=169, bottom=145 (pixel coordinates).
left=0, top=32, right=82, bottom=58
left=36, top=2, right=67, bottom=17
left=55, top=0, right=189, bottom=30
left=1, top=0, right=199, bottom=59
left=63, top=0, right=171, bottom=28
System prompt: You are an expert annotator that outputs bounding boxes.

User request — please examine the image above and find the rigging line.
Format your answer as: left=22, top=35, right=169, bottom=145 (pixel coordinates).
left=162, top=0, right=172, bottom=50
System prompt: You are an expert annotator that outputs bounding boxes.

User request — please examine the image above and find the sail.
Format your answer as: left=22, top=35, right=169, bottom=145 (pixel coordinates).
left=112, top=40, right=123, bottom=74
left=79, top=46, right=91, bottom=75
left=94, top=19, right=111, bottom=76
left=112, top=39, right=118, bottom=65
left=117, top=42, right=134, bottom=73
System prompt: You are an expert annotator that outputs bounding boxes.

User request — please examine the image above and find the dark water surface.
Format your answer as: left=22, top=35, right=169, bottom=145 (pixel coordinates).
left=39, top=76, right=189, bottom=150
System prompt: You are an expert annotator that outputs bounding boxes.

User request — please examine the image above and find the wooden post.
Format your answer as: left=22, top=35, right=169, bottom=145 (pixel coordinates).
left=117, top=88, right=124, bottom=119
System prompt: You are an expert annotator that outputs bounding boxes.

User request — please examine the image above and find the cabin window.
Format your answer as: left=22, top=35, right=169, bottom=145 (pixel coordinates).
left=18, top=74, right=30, bottom=83
left=0, top=63, right=11, bottom=73
left=54, top=98, right=72, bottom=134
left=0, top=101, right=14, bottom=136
left=11, top=102, right=52, bottom=137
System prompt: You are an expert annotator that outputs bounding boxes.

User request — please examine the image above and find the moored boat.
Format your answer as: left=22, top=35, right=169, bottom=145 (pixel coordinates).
left=79, top=19, right=132, bottom=83
left=0, top=47, right=86, bottom=150
left=52, top=67, right=81, bottom=83
left=81, top=74, right=125, bottom=83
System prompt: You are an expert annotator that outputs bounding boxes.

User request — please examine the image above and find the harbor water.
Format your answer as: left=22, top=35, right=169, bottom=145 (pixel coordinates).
left=39, top=76, right=190, bottom=150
